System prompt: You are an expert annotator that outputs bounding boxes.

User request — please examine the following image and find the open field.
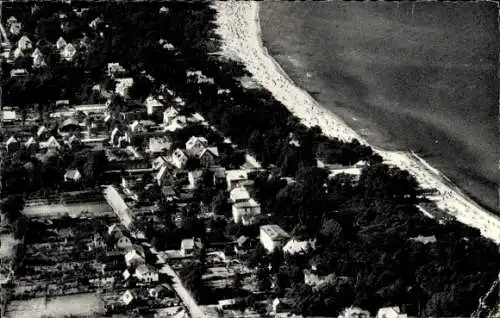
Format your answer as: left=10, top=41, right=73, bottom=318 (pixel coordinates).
left=6, top=293, right=104, bottom=318
left=22, top=201, right=114, bottom=218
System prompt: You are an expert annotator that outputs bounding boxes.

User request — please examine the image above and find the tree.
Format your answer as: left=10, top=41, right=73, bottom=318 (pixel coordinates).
left=211, top=190, right=228, bottom=215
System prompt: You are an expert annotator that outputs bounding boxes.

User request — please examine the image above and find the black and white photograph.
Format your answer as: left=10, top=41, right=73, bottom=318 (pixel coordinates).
left=0, top=1, right=498, bottom=317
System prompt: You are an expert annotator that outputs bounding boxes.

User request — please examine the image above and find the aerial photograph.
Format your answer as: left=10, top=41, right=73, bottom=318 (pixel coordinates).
left=0, top=1, right=498, bottom=318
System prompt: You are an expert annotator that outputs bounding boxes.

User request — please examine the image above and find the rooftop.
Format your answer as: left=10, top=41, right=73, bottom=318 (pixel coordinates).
left=261, top=224, right=290, bottom=241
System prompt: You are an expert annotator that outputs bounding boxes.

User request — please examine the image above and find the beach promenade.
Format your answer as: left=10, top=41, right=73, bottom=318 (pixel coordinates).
left=213, top=1, right=500, bottom=244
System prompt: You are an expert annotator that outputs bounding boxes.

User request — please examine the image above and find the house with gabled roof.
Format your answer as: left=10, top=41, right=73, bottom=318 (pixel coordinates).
left=125, top=248, right=145, bottom=267
left=24, top=137, right=38, bottom=149
left=148, top=136, right=172, bottom=154
left=56, top=36, right=67, bottom=50
left=260, top=225, right=290, bottom=252
left=61, top=43, right=76, bottom=61
left=156, top=165, right=174, bottom=186
left=170, top=148, right=188, bottom=169
left=9, top=22, right=21, bottom=36
left=6, top=16, right=17, bottom=26
left=17, top=35, right=32, bottom=51
left=32, top=53, right=46, bottom=68
left=39, top=136, right=61, bottom=150
left=31, top=48, right=42, bottom=59
left=107, top=62, right=126, bottom=78
left=376, top=307, right=407, bottom=318
left=5, top=136, right=19, bottom=152
left=134, top=264, right=159, bottom=283
left=283, top=238, right=316, bottom=255
left=12, top=47, right=24, bottom=59
left=199, top=147, right=219, bottom=167
left=145, top=96, right=163, bottom=115
left=232, top=198, right=261, bottom=225
left=185, top=136, right=208, bottom=158
left=115, top=78, right=134, bottom=98
left=180, top=238, right=202, bottom=256
left=64, top=169, right=82, bottom=182
left=163, top=107, right=179, bottom=125
left=226, top=169, right=254, bottom=191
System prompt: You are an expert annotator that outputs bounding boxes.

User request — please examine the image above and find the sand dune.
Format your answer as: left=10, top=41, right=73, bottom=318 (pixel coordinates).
left=213, top=1, right=500, bottom=244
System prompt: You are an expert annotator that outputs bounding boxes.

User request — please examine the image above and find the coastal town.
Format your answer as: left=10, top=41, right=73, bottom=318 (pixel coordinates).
left=0, top=2, right=498, bottom=318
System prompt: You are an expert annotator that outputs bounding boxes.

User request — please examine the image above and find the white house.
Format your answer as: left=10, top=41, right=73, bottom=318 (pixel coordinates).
left=232, top=199, right=261, bottom=225
left=338, top=307, right=371, bottom=318
left=376, top=307, right=407, bottom=318
left=282, top=238, right=316, bottom=255
left=24, top=137, right=38, bottom=149
left=64, top=169, right=82, bottom=182
left=229, top=187, right=250, bottom=203
left=260, top=225, right=290, bottom=253
left=156, top=165, right=173, bottom=186
left=125, top=249, right=145, bottom=267
left=185, top=136, right=208, bottom=158
left=226, top=169, right=253, bottom=191
left=188, top=170, right=203, bottom=189
left=9, top=22, right=21, bottom=36
left=12, top=47, right=24, bottom=59
left=61, top=43, right=77, bottom=61
left=152, top=156, right=169, bottom=170
left=145, top=96, right=163, bottom=115
left=148, top=137, right=172, bottom=154
left=32, top=54, right=46, bottom=68
left=180, top=238, right=202, bottom=256
left=115, top=78, right=134, bottom=97
left=10, top=69, right=28, bottom=77
left=17, top=35, right=32, bottom=51
left=39, top=136, right=61, bottom=150
left=170, top=148, right=188, bottom=169
left=129, top=120, right=147, bottom=133
left=199, top=147, right=219, bottom=167
left=107, top=62, right=126, bottom=77
left=135, top=264, right=159, bottom=283
left=121, top=289, right=137, bottom=306
left=163, top=107, right=179, bottom=125
left=56, top=36, right=67, bottom=50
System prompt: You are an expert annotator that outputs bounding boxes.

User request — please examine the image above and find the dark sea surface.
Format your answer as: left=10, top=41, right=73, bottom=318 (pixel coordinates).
left=259, top=2, right=499, bottom=212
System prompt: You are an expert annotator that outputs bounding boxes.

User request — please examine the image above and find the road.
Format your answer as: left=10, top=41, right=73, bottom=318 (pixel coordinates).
left=160, top=264, right=205, bottom=318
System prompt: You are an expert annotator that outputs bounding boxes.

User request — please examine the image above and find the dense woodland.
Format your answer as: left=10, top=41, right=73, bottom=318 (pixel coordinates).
left=1, top=2, right=499, bottom=317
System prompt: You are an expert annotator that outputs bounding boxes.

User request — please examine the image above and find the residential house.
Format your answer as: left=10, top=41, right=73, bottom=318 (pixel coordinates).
left=107, top=62, right=126, bottom=78
left=164, top=115, right=187, bottom=132
left=125, top=248, right=145, bottom=267
left=229, top=187, right=250, bottom=203
left=115, top=78, right=134, bottom=98
left=2, top=109, right=18, bottom=122
left=39, top=136, right=61, bottom=150
left=338, top=307, right=371, bottom=318
left=185, top=136, right=208, bottom=158
left=135, top=264, right=159, bottom=283
left=161, top=186, right=178, bottom=202
left=122, top=289, right=138, bottom=306
left=5, top=136, right=19, bottom=153
left=108, top=223, right=127, bottom=236
left=37, top=125, right=48, bottom=138
left=159, top=6, right=169, bottom=14
left=149, top=136, right=172, bottom=154
left=89, top=17, right=104, bottom=29
left=6, top=16, right=17, bottom=26
left=61, top=43, right=76, bottom=61
left=32, top=54, right=46, bottom=68
left=145, top=96, right=164, bottom=115
left=65, top=134, right=81, bottom=150
left=12, top=47, right=24, bottom=59
left=180, top=238, right=202, bottom=256
left=10, top=69, right=28, bottom=77
left=152, top=156, right=169, bottom=170
left=211, top=166, right=226, bottom=186
left=9, top=22, right=21, bottom=35
left=31, top=48, right=42, bottom=59
left=24, top=137, right=38, bottom=150
left=226, top=169, right=254, bottom=191
left=199, top=147, right=219, bottom=167
left=64, top=169, right=82, bottom=182
left=188, top=170, right=203, bottom=189
left=163, top=107, right=179, bottom=125
left=376, top=307, right=407, bottom=318
left=110, top=127, right=123, bottom=147
left=283, top=238, right=316, bottom=255
left=56, top=36, right=67, bottom=50
left=170, top=148, right=188, bottom=169
left=114, top=231, right=133, bottom=250
left=149, top=284, right=172, bottom=299
left=91, top=233, right=107, bottom=250
left=234, top=235, right=251, bottom=254
left=303, top=269, right=338, bottom=290
left=156, top=165, right=174, bottom=186
left=232, top=198, right=261, bottom=225
left=260, top=225, right=290, bottom=252
left=17, top=35, right=32, bottom=51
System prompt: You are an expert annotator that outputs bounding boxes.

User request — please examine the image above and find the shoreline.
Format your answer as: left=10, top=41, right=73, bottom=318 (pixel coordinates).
left=213, top=1, right=500, bottom=244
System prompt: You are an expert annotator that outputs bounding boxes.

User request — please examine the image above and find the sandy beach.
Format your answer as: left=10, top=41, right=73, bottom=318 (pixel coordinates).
left=213, top=1, right=500, bottom=244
